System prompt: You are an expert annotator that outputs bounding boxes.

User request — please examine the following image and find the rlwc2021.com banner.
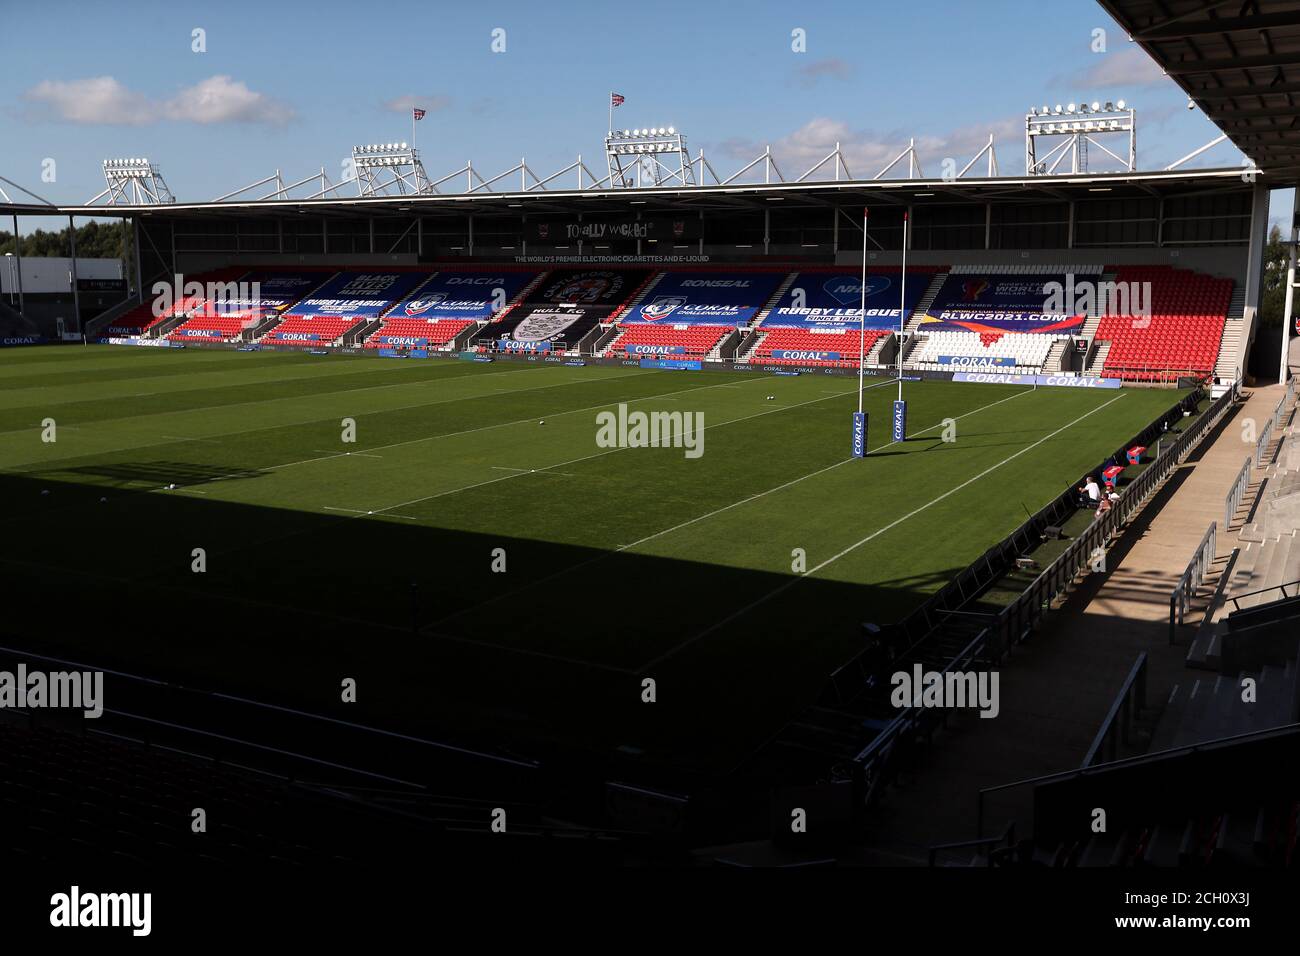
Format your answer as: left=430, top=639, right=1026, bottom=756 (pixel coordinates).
left=291, top=272, right=429, bottom=318
left=919, top=274, right=1086, bottom=334
left=201, top=270, right=325, bottom=318
left=622, top=272, right=785, bottom=326
left=395, top=271, right=537, bottom=320
left=762, top=272, right=927, bottom=330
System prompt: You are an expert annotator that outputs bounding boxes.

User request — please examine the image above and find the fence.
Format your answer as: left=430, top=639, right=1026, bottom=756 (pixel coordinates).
left=848, top=382, right=1239, bottom=790
left=1224, top=456, right=1252, bottom=529
left=1255, top=416, right=1274, bottom=467
left=1169, top=521, right=1219, bottom=644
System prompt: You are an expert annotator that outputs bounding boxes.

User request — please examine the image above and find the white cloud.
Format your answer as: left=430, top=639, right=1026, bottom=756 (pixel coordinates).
left=794, top=57, right=852, bottom=87
left=382, top=94, right=452, bottom=114
left=22, top=75, right=294, bottom=126
left=716, top=115, right=1023, bottom=179
left=23, top=76, right=154, bottom=126
left=1058, top=47, right=1168, bottom=90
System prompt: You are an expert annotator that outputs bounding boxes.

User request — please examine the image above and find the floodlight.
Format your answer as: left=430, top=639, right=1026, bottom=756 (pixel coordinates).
left=667, top=126, right=674, bottom=133
left=1116, top=99, right=1126, bottom=109
left=1067, top=102, right=1076, bottom=112
left=1104, top=101, right=1114, bottom=111
left=1091, top=101, right=1100, bottom=111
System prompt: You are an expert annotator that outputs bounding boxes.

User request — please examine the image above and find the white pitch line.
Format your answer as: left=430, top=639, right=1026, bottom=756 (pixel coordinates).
left=425, top=385, right=1036, bottom=628
left=162, top=435, right=222, bottom=444
left=375, top=380, right=850, bottom=518
left=639, top=391, right=1128, bottom=670
left=619, top=385, right=1037, bottom=554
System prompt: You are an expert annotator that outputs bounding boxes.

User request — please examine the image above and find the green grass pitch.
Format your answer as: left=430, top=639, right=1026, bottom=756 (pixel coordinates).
left=0, top=346, right=1188, bottom=773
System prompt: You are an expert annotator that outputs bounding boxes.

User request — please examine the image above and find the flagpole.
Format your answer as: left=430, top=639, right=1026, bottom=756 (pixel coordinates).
left=859, top=207, right=868, bottom=415
left=608, top=92, right=613, bottom=137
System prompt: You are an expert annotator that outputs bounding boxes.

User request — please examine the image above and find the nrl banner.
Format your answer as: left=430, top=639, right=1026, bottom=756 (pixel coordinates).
left=622, top=271, right=784, bottom=326
left=477, top=304, right=611, bottom=348
left=291, top=271, right=428, bottom=318
left=396, top=271, right=537, bottom=320
left=919, top=275, right=1086, bottom=334
left=527, top=269, right=653, bottom=306
left=763, top=272, right=927, bottom=330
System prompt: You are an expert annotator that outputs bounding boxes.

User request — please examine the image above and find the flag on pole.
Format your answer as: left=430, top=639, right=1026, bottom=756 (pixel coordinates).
left=611, top=93, right=625, bottom=107
left=413, top=108, right=427, bottom=121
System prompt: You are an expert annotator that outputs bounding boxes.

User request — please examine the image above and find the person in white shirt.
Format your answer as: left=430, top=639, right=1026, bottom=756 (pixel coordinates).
left=1084, top=477, right=1101, bottom=503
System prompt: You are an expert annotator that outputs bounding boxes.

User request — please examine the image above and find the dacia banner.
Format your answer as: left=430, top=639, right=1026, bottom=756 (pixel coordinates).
left=892, top=400, right=907, bottom=441
left=919, top=275, right=1086, bottom=334
left=623, top=272, right=784, bottom=326
left=205, top=270, right=323, bottom=317
left=851, top=412, right=868, bottom=458
left=772, top=349, right=841, bottom=361
left=398, top=271, right=537, bottom=320
left=291, top=272, right=428, bottom=318
left=937, top=354, right=1016, bottom=367
left=528, top=269, right=652, bottom=306
left=763, top=272, right=927, bottom=330
left=477, top=304, right=609, bottom=348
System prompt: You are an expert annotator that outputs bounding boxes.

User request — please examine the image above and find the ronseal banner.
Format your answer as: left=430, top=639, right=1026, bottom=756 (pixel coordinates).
left=623, top=272, right=783, bottom=326
left=763, top=272, right=926, bottom=330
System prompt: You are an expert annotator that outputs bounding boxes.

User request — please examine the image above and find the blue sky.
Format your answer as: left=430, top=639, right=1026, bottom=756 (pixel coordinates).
left=0, top=0, right=1290, bottom=229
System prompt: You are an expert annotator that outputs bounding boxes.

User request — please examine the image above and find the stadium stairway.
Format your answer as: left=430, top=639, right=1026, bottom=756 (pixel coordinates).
left=748, top=272, right=799, bottom=329
left=903, top=271, right=949, bottom=333
left=1042, top=337, right=1070, bottom=374
left=1213, top=285, right=1248, bottom=383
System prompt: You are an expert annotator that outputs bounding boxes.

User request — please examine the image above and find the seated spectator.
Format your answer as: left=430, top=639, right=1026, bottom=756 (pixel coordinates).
left=1096, top=495, right=1113, bottom=516
left=1084, top=476, right=1101, bottom=504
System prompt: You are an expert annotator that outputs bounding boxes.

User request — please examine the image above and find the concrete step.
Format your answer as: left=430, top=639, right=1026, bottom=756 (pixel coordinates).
left=1239, top=535, right=1293, bottom=610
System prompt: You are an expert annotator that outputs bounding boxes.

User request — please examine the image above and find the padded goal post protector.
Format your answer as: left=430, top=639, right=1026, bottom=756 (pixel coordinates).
left=852, top=412, right=868, bottom=458
left=892, top=400, right=907, bottom=442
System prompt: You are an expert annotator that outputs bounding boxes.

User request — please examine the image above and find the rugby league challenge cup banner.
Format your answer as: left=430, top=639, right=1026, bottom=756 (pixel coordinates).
left=398, top=271, right=537, bottom=320
left=622, top=271, right=784, bottom=327
left=764, top=272, right=927, bottom=330
left=918, top=274, right=1087, bottom=334
left=292, top=272, right=429, bottom=318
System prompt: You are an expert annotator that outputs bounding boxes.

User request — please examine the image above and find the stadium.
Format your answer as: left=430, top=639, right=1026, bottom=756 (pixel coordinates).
left=1, top=0, right=1299, bottom=927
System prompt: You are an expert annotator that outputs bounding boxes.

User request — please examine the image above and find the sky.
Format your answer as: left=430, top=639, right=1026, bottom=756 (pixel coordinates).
left=0, top=0, right=1291, bottom=231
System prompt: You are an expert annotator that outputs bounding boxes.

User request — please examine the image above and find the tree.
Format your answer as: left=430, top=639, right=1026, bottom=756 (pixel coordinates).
left=1260, top=224, right=1291, bottom=326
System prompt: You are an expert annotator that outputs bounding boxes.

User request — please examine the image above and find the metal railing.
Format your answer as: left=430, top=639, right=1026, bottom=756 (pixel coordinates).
left=928, top=821, right=1016, bottom=867
left=1226, top=579, right=1300, bottom=614
left=1081, top=652, right=1147, bottom=767
left=1224, top=456, right=1252, bottom=528
left=1169, top=521, right=1218, bottom=643
left=1255, top=416, right=1274, bottom=467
